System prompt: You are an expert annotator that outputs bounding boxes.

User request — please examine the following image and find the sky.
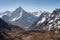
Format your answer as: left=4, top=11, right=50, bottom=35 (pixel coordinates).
left=0, top=0, right=60, bottom=12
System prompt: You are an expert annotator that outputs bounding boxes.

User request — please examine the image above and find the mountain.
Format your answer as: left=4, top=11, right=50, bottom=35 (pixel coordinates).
left=0, top=7, right=43, bottom=28
left=2, top=7, right=60, bottom=32
left=9, top=7, right=38, bottom=28
left=2, top=15, right=9, bottom=22
left=3, top=11, right=12, bottom=17
left=9, top=7, right=24, bottom=21
left=0, top=11, right=12, bottom=18
left=29, top=12, right=51, bottom=29
left=0, top=11, right=12, bottom=22
left=29, top=8, right=60, bottom=32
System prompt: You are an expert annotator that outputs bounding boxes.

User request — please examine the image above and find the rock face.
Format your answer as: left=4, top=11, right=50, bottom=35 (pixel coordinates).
left=29, top=9, right=60, bottom=32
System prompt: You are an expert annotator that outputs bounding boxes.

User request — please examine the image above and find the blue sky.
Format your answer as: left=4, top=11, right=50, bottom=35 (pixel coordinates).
left=0, top=0, right=60, bottom=12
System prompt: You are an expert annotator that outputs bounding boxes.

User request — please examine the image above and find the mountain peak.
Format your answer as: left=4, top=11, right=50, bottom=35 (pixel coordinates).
left=16, top=7, right=24, bottom=11
left=9, top=7, right=25, bottom=21
left=18, top=7, right=22, bottom=9
left=53, top=8, right=60, bottom=14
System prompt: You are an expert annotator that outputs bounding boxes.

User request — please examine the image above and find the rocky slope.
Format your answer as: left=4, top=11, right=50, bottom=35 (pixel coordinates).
left=29, top=8, right=60, bottom=33
left=1, top=29, right=60, bottom=40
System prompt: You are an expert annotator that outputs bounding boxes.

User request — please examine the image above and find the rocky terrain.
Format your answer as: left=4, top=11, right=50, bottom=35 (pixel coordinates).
left=1, top=29, right=60, bottom=40
left=30, top=8, right=60, bottom=33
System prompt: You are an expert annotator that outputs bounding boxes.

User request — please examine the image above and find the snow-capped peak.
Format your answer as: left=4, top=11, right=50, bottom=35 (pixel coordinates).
left=9, top=7, right=24, bottom=21
left=15, top=7, right=25, bottom=12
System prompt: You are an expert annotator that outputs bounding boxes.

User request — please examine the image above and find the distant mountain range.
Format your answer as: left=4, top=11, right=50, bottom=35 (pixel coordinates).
left=0, top=7, right=60, bottom=33
left=0, top=7, right=60, bottom=40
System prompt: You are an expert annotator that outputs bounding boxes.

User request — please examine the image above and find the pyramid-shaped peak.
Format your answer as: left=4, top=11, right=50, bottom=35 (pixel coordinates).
left=16, top=7, right=24, bottom=11
left=18, top=7, right=22, bottom=9
left=14, top=6, right=26, bottom=12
